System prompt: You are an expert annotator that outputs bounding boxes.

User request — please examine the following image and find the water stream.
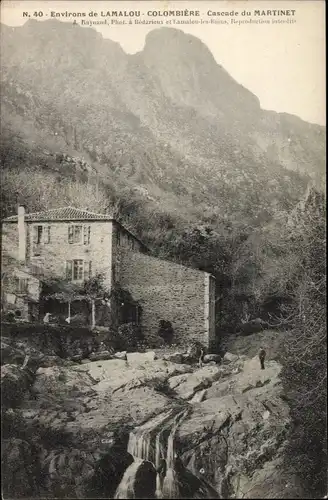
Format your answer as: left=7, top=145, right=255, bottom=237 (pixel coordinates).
left=114, top=458, right=144, bottom=499
left=114, top=408, right=189, bottom=499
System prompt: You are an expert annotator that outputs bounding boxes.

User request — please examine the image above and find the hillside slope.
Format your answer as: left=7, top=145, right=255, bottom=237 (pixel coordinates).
left=0, top=20, right=325, bottom=228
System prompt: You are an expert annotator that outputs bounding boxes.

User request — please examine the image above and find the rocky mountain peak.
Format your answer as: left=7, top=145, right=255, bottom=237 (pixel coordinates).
left=140, top=26, right=260, bottom=114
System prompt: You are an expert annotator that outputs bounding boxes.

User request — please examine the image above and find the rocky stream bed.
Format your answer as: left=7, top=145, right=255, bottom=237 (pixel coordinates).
left=1, top=334, right=298, bottom=498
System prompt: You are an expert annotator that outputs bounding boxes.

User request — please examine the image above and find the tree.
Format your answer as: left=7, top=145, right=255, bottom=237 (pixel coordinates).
left=278, top=188, right=327, bottom=497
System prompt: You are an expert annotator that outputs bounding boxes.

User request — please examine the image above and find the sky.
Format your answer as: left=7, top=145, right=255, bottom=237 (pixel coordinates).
left=1, top=0, right=326, bottom=125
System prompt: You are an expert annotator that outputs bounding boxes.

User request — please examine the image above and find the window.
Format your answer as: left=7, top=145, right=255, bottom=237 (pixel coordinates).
left=15, top=278, right=29, bottom=294
left=68, top=225, right=91, bottom=244
left=117, top=231, right=121, bottom=246
left=73, top=260, right=84, bottom=280
left=66, top=260, right=92, bottom=281
left=33, top=225, right=51, bottom=244
left=68, top=225, right=82, bottom=244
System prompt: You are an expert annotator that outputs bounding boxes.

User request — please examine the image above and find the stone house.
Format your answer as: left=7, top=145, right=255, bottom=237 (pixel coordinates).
left=1, top=206, right=216, bottom=347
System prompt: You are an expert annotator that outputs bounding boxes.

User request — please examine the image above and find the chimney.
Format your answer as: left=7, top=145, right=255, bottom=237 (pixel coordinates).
left=18, top=205, right=26, bottom=263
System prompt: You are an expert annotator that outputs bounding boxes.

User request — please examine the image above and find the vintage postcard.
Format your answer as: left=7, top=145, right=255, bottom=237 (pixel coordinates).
left=0, top=1, right=326, bottom=499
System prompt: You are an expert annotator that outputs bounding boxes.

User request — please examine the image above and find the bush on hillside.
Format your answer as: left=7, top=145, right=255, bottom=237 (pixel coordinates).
left=279, top=188, right=327, bottom=497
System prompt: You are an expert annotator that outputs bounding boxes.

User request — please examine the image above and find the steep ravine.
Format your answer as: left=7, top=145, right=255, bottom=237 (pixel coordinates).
left=1, top=333, right=301, bottom=499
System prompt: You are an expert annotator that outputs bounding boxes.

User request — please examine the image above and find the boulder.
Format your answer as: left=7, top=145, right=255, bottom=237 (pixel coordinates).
left=190, top=389, right=207, bottom=403
left=134, top=460, right=157, bottom=499
left=182, top=353, right=194, bottom=364
left=85, top=445, right=134, bottom=499
left=162, top=460, right=220, bottom=499
left=223, top=352, right=239, bottom=364
left=33, top=366, right=94, bottom=396
left=168, top=365, right=222, bottom=400
left=204, top=354, right=221, bottom=364
left=38, top=355, right=63, bottom=367
left=114, top=351, right=127, bottom=360
left=1, top=342, right=25, bottom=365
left=62, top=359, right=76, bottom=367
left=127, top=351, right=157, bottom=364
left=1, top=438, right=40, bottom=498
left=70, top=354, right=83, bottom=362
left=186, top=341, right=206, bottom=360
left=89, top=351, right=112, bottom=362
left=80, top=358, right=192, bottom=394
left=163, top=352, right=184, bottom=364
left=1, top=365, right=35, bottom=408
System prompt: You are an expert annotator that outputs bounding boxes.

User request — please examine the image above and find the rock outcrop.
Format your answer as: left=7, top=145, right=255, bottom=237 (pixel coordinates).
left=1, top=336, right=294, bottom=499
left=168, top=365, right=222, bottom=400
left=177, top=356, right=290, bottom=498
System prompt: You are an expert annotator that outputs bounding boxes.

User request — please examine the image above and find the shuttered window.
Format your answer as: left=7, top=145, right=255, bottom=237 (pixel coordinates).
left=83, top=226, right=91, bottom=245
left=15, top=278, right=29, bottom=293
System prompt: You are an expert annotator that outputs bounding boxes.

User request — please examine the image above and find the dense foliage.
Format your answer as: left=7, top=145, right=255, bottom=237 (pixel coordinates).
left=279, top=190, right=327, bottom=497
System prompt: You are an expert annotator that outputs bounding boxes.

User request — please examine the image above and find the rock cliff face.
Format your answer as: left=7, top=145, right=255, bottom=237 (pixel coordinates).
left=1, top=335, right=299, bottom=498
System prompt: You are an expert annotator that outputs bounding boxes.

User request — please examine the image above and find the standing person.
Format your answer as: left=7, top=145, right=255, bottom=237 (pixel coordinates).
left=198, top=348, right=204, bottom=369
left=259, top=347, right=266, bottom=370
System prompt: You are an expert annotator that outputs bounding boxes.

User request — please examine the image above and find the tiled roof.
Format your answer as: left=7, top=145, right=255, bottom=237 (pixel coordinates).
left=2, top=206, right=113, bottom=222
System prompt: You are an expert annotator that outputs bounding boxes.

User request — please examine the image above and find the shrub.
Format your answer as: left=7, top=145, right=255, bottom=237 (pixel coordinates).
left=115, top=323, right=142, bottom=352
left=158, top=320, right=174, bottom=344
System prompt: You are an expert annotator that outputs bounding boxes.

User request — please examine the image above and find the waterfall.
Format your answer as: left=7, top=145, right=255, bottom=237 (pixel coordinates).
left=163, top=409, right=189, bottom=498
left=163, top=468, right=180, bottom=499
left=127, top=409, right=174, bottom=463
left=166, top=410, right=188, bottom=468
left=155, top=427, right=165, bottom=469
left=114, top=458, right=144, bottom=499
left=127, top=430, right=151, bottom=462
left=114, top=408, right=189, bottom=499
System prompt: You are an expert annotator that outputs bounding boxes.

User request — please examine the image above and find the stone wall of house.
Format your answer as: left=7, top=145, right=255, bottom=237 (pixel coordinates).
left=111, top=221, right=146, bottom=257
left=110, top=222, right=147, bottom=328
left=2, top=269, right=41, bottom=320
left=115, top=249, right=215, bottom=347
left=2, top=225, right=41, bottom=320
left=2, top=220, right=114, bottom=287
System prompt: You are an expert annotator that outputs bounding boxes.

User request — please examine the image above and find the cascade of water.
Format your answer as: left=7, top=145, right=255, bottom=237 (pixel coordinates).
left=155, top=473, right=164, bottom=499
left=163, top=468, right=180, bottom=499
left=163, top=409, right=189, bottom=499
left=155, top=428, right=165, bottom=469
left=116, top=408, right=189, bottom=500
left=166, top=409, right=189, bottom=468
left=128, top=409, right=174, bottom=463
left=114, top=458, right=144, bottom=499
